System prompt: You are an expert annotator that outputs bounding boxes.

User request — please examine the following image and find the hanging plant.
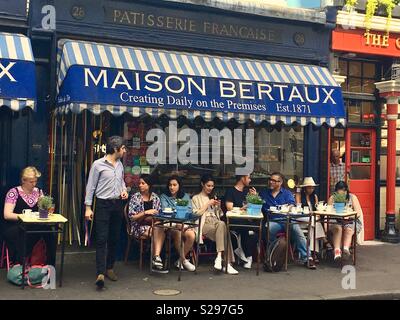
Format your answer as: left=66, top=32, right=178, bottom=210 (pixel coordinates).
left=380, top=0, right=397, bottom=33
left=364, top=0, right=398, bottom=34
left=365, top=0, right=379, bottom=32
left=345, top=0, right=359, bottom=11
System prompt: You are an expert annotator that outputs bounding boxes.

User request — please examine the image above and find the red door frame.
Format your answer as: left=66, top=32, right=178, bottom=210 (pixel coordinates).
left=345, top=128, right=376, bottom=240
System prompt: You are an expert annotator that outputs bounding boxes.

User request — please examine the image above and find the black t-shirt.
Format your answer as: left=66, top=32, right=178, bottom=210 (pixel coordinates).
left=224, top=187, right=248, bottom=208
left=144, top=200, right=153, bottom=211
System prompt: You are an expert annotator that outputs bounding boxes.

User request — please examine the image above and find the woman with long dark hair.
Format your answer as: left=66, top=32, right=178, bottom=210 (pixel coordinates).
left=192, top=175, right=238, bottom=275
left=159, top=175, right=196, bottom=272
left=327, top=181, right=363, bottom=263
left=128, top=174, right=167, bottom=272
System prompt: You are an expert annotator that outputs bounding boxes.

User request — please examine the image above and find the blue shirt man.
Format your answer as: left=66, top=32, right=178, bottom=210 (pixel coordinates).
left=260, top=173, right=315, bottom=269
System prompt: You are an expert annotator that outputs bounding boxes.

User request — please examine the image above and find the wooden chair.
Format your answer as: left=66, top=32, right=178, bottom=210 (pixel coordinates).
left=123, top=204, right=150, bottom=270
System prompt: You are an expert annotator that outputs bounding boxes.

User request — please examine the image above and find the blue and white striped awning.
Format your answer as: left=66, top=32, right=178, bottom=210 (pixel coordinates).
left=56, top=39, right=345, bottom=126
left=0, top=33, right=36, bottom=111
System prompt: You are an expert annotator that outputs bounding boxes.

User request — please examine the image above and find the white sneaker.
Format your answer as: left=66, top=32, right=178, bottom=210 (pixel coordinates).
left=234, top=247, right=248, bottom=263
left=182, top=259, right=196, bottom=272
left=223, top=264, right=239, bottom=275
left=175, top=259, right=195, bottom=272
left=214, top=256, right=223, bottom=270
left=243, top=256, right=253, bottom=269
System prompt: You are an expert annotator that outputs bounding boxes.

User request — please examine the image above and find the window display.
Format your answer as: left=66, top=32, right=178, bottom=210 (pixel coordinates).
left=122, top=118, right=304, bottom=195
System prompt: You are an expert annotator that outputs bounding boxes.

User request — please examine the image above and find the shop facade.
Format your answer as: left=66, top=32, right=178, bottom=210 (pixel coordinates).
left=0, top=0, right=44, bottom=213
left=332, top=6, right=400, bottom=241
left=29, top=0, right=345, bottom=244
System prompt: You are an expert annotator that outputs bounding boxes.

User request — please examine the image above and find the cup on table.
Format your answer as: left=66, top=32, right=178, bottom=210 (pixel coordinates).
left=303, top=206, right=310, bottom=214
left=270, top=206, right=277, bottom=212
left=48, top=205, right=55, bottom=215
left=22, top=209, right=32, bottom=217
left=232, top=207, right=241, bottom=214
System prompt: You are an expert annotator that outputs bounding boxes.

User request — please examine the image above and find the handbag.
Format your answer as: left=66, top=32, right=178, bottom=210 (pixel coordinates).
left=27, top=265, right=52, bottom=288
left=7, top=264, right=52, bottom=288
left=7, top=264, right=26, bottom=286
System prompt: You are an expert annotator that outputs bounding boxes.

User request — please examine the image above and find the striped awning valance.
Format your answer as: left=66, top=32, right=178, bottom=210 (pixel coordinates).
left=56, top=39, right=346, bottom=127
left=0, top=33, right=36, bottom=111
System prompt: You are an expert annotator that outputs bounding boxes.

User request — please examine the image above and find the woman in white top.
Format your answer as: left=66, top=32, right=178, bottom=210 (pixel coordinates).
left=295, top=177, right=326, bottom=259
left=192, top=175, right=238, bottom=275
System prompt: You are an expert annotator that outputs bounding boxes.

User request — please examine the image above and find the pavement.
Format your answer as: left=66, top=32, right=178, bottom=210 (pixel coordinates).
left=1, top=241, right=400, bottom=300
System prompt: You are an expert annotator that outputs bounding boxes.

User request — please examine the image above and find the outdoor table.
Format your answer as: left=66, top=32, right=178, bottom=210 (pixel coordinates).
left=313, top=210, right=358, bottom=266
left=225, top=210, right=264, bottom=275
left=266, top=210, right=312, bottom=270
left=18, top=213, right=68, bottom=289
left=150, top=213, right=200, bottom=281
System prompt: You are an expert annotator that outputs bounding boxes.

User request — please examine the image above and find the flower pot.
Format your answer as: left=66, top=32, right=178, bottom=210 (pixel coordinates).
left=246, top=204, right=263, bottom=216
left=333, top=203, right=345, bottom=213
left=39, top=208, right=49, bottom=219
left=175, top=205, right=189, bottom=220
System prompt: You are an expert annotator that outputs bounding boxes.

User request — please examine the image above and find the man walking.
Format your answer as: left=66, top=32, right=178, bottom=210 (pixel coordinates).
left=85, top=136, right=128, bottom=289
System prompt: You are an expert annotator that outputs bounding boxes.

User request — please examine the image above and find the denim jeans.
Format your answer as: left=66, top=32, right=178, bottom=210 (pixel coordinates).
left=95, top=198, right=123, bottom=276
left=265, top=220, right=309, bottom=261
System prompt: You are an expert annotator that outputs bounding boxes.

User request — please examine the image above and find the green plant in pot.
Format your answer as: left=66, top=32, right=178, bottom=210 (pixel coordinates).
left=38, top=195, right=54, bottom=219
left=333, top=192, right=347, bottom=213
left=246, top=194, right=264, bottom=215
left=175, top=198, right=189, bottom=219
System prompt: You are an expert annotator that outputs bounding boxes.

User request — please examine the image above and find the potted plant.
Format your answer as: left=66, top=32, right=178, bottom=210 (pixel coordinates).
left=38, top=195, right=54, bottom=219
left=246, top=194, right=264, bottom=216
left=175, top=198, right=189, bottom=219
left=333, top=192, right=347, bottom=213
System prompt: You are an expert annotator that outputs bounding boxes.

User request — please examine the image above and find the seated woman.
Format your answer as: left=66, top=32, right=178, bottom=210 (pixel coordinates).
left=1, top=166, right=56, bottom=265
left=192, top=175, right=238, bottom=275
left=128, top=175, right=168, bottom=272
left=159, top=176, right=196, bottom=272
left=295, top=177, right=327, bottom=259
left=327, top=181, right=363, bottom=263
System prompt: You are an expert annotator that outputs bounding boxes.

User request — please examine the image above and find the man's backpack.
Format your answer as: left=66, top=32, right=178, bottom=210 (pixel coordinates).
left=264, top=237, right=287, bottom=272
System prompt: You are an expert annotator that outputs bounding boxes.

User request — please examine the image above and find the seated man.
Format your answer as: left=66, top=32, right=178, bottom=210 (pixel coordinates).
left=260, top=172, right=316, bottom=269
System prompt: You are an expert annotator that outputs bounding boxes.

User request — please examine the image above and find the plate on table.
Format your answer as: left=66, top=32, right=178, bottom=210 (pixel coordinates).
left=37, top=217, right=50, bottom=220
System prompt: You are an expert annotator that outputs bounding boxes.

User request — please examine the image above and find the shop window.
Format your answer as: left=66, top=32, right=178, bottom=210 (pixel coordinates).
left=347, top=100, right=361, bottom=123
left=348, top=77, right=362, bottom=93
left=122, top=118, right=304, bottom=194
left=346, top=99, right=376, bottom=124
left=363, top=62, right=376, bottom=78
left=379, top=155, right=400, bottom=181
left=339, top=59, right=378, bottom=94
left=380, top=107, right=400, bottom=181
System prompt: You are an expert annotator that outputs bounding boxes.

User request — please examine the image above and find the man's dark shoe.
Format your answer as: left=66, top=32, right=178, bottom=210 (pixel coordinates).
left=95, top=274, right=105, bottom=289
left=106, top=269, right=118, bottom=281
left=304, top=258, right=317, bottom=270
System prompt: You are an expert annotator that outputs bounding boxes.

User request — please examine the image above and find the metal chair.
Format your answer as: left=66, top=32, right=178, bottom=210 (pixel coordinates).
left=0, top=241, right=10, bottom=271
left=123, top=204, right=150, bottom=270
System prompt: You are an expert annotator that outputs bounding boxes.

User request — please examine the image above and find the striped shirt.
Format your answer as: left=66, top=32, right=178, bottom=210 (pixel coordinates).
left=85, top=156, right=127, bottom=206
